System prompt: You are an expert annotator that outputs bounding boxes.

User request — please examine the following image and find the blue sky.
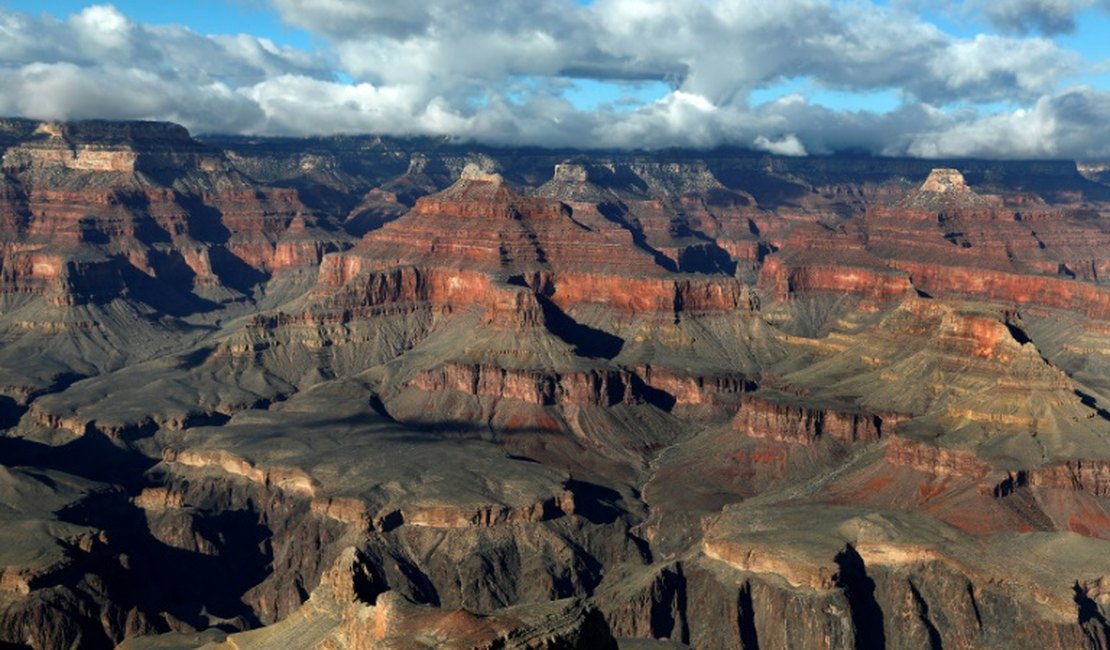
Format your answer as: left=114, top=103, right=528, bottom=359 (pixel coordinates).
left=1, top=1, right=1109, bottom=157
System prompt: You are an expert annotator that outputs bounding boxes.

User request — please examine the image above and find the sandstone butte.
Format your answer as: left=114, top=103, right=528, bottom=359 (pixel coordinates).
left=1, top=118, right=1110, bottom=648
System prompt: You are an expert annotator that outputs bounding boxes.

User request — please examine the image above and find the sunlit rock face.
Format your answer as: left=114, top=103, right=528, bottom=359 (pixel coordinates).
left=920, top=167, right=971, bottom=194
left=4, top=120, right=1110, bottom=649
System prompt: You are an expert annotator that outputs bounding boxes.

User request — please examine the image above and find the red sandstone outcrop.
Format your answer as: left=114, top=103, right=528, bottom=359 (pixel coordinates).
left=549, top=271, right=751, bottom=314
left=409, top=363, right=655, bottom=408
left=310, top=161, right=757, bottom=325
left=316, top=264, right=545, bottom=327
left=885, top=435, right=992, bottom=479
left=896, top=261, right=1110, bottom=319
left=633, top=365, right=752, bottom=407
left=1024, top=460, right=1110, bottom=497
left=734, top=393, right=883, bottom=445
left=760, top=256, right=912, bottom=303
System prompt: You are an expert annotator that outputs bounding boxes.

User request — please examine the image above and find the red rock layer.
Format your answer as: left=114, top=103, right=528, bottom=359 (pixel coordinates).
left=760, top=256, right=912, bottom=303
left=757, top=169, right=1110, bottom=318
left=547, top=271, right=750, bottom=314
left=0, top=251, right=123, bottom=305
left=733, top=394, right=883, bottom=444
left=994, top=461, right=1110, bottom=498
left=409, top=362, right=656, bottom=408
left=633, top=365, right=753, bottom=407
left=348, top=174, right=664, bottom=276
left=316, top=264, right=544, bottom=327
left=896, top=261, right=1110, bottom=320
left=0, top=121, right=349, bottom=305
left=285, top=161, right=782, bottom=351
left=884, top=435, right=992, bottom=479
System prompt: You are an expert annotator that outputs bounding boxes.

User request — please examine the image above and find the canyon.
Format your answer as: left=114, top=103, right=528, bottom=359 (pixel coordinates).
left=1, top=118, right=1110, bottom=648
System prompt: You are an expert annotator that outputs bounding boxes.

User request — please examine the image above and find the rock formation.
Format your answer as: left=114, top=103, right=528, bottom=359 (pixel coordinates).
left=2, top=119, right=1110, bottom=648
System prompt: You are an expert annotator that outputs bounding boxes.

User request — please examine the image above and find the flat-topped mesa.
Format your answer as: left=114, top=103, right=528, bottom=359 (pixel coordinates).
left=4, top=128, right=136, bottom=174
left=536, top=162, right=618, bottom=204
left=900, top=167, right=998, bottom=210
left=626, top=160, right=724, bottom=195
left=387, top=362, right=684, bottom=436
left=458, top=162, right=503, bottom=183
left=0, top=119, right=345, bottom=288
left=552, top=163, right=589, bottom=183
left=921, top=168, right=971, bottom=195
left=1, top=119, right=223, bottom=176
left=43, top=119, right=194, bottom=146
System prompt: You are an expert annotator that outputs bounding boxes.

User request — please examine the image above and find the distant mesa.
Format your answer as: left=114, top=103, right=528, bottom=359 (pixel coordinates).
left=901, top=167, right=994, bottom=209
left=552, top=162, right=590, bottom=183
left=33, top=122, right=65, bottom=139
left=26, top=118, right=194, bottom=145
left=458, top=162, right=504, bottom=184
left=920, top=168, right=971, bottom=195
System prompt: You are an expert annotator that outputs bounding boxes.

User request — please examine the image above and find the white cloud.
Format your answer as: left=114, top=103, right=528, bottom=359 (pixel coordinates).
left=266, top=0, right=1081, bottom=107
left=923, top=34, right=1078, bottom=102
left=904, top=87, right=1110, bottom=158
left=0, top=1, right=1103, bottom=159
left=70, top=4, right=133, bottom=53
left=753, top=134, right=808, bottom=156
left=0, top=62, right=264, bottom=133
left=0, top=4, right=332, bottom=91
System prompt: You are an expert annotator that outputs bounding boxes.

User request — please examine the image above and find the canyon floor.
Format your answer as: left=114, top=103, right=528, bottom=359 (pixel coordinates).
left=2, top=118, right=1110, bottom=648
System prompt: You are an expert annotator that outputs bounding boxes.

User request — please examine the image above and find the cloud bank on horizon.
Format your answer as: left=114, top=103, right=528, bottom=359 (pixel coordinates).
left=1, top=0, right=1110, bottom=158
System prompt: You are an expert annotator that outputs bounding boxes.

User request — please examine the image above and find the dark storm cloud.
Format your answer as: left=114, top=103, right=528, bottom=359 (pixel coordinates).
left=964, top=0, right=1102, bottom=35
